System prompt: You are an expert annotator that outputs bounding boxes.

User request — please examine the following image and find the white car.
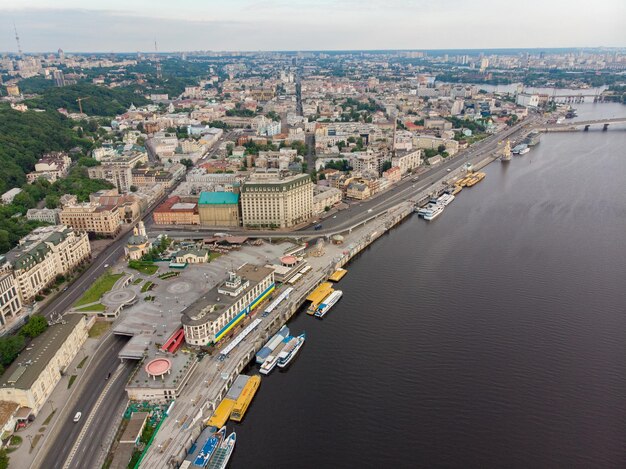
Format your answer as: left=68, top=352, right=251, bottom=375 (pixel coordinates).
left=73, top=412, right=82, bottom=423
left=447, top=168, right=451, bottom=172
left=367, top=209, right=373, bottom=213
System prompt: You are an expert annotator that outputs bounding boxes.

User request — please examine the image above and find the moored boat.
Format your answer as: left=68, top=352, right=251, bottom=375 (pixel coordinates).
left=314, top=290, right=343, bottom=318
left=206, top=432, right=236, bottom=469
left=277, top=332, right=306, bottom=368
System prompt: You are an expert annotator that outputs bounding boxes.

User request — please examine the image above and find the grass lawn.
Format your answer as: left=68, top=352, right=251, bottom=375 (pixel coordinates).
left=209, top=252, right=222, bottom=261
left=75, top=303, right=106, bottom=312
left=77, top=355, right=89, bottom=368
left=74, top=273, right=123, bottom=307
left=42, top=410, right=56, bottom=426
left=140, top=281, right=154, bottom=293
left=132, top=278, right=143, bottom=285
left=89, top=321, right=111, bottom=338
left=67, top=375, right=77, bottom=389
left=128, top=261, right=158, bottom=275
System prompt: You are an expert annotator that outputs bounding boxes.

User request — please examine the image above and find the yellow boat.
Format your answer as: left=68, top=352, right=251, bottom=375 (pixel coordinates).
left=328, top=268, right=347, bottom=282
left=207, top=398, right=235, bottom=428
left=465, top=172, right=486, bottom=187
left=306, top=282, right=334, bottom=315
left=230, top=375, right=261, bottom=422
left=450, top=185, right=462, bottom=196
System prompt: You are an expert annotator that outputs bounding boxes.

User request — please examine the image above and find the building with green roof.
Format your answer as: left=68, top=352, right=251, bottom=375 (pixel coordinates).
left=198, top=192, right=240, bottom=227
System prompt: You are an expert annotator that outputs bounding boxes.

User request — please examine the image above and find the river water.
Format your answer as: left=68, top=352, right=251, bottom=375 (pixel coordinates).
left=230, top=103, right=626, bottom=468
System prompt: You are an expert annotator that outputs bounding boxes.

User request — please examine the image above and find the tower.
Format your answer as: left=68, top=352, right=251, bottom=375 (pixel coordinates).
left=13, top=23, right=23, bottom=57
left=154, top=40, right=162, bottom=80
left=137, top=221, right=147, bottom=237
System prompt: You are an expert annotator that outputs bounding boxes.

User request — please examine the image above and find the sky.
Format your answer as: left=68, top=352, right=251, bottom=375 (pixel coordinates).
left=0, top=0, right=625, bottom=53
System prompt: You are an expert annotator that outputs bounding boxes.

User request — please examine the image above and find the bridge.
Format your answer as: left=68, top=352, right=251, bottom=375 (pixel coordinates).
left=542, top=117, right=626, bottom=132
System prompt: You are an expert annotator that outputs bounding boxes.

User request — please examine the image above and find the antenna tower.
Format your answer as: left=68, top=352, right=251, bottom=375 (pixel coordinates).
left=155, top=40, right=162, bottom=79
left=14, top=23, right=23, bottom=57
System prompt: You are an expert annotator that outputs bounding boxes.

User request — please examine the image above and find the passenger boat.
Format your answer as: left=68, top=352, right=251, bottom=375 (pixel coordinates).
left=192, top=426, right=226, bottom=468
left=259, top=354, right=278, bottom=375
left=435, top=194, right=455, bottom=206
left=314, top=290, right=343, bottom=318
left=207, top=432, right=236, bottom=469
left=277, top=333, right=306, bottom=368
left=418, top=203, right=444, bottom=221
left=518, top=146, right=530, bottom=155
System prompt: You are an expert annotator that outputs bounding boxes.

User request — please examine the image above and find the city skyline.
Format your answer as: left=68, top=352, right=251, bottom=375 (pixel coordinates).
left=1, top=0, right=625, bottom=53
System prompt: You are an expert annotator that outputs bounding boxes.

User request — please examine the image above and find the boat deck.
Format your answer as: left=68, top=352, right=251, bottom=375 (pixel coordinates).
left=328, top=268, right=347, bottom=282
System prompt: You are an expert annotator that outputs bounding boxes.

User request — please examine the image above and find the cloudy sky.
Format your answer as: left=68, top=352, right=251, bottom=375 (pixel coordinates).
left=1, top=0, right=625, bottom=53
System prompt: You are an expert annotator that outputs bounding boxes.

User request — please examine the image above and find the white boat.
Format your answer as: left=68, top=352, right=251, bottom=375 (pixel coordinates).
left=421, top=204, right=444, bottom=221
left=259, top=354, right=279, bottom=375
left=518, top=147, right=530, bottom=155
left=277, top=333, right=306, bottom=368
left=314, top=290, right=343, bottom=318
left=436, top=194, right=455, bottom=206
left=207, top=432, right=236, bottom=469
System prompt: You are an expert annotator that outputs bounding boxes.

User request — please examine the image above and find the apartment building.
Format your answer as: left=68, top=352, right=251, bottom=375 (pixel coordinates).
left=26, top=208, right=61, bottom=225
left=87, top=152, right=146, bottom=193
left=392, top=149, right=423, bottom=175
left=60, top=202, right=121, bottom=237
left=26, top=152, right=72, bottom=183
left=0, top=315, right=91, bottom=416
left=153, top=196, right=200, bottom=225
left=0, top=226, right=91, bottom=303
left=312, top=186, right=342, bottom=215
left=0, top=273, right=23, bottom=333
left=182, top=265, right=275, bottom=346
left=240, top=173, right=313, bottom=229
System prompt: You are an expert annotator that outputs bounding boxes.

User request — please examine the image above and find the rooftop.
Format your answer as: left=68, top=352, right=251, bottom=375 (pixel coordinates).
left=0, top=315, right=86, bottom=390
left=198, top=192, right=239, bottom=205
left=181, top=264, right=273, bottom=327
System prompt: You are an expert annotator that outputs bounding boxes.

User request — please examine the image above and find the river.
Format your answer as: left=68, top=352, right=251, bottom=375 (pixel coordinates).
left=230, top=103, right=626, bottom=468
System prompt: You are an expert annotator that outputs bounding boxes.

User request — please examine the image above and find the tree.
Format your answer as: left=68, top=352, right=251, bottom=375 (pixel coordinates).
left=180, top=158, right=193, bottom=169
left=45, top=194, right=60, bottom=209
left=0, top=448, right=9, bottom=469
left=130, top=185, right=138, bottom=192
left=21, top=315, right=48, bottom=339
left=437, top=144, right=447, bottom=154
left=381, top=161, right=392, bottom=172
left=0, top=335, right=25, bottom=367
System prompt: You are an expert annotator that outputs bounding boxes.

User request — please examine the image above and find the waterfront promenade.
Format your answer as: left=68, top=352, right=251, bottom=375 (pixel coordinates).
left=139, top=119, right=541, bottom=468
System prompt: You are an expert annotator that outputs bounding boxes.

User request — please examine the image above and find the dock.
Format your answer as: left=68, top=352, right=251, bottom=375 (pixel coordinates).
left=306, top=282, right=334, bottom=314
left=328, top=268, right=347, bottom=282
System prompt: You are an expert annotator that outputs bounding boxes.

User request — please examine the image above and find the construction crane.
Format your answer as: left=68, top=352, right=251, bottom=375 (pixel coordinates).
left=76, top=96, right=89, bottom=114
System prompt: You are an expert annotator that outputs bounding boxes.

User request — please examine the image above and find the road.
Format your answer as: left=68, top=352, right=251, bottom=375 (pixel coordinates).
left=32, top=186, right=177, bottom=469
left=153, top=114, right=543, bottom=240
left=37, top=335, right=131, bottom=469
left=34, top=113, right=541, bottom=468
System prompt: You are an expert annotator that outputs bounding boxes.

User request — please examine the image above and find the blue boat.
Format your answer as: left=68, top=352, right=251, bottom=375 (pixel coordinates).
left=191, top=426, right=225, bottom=468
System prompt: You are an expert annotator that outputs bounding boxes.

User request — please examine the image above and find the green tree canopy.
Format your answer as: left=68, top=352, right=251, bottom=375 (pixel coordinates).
left=20, top=315, right=48, bottom=339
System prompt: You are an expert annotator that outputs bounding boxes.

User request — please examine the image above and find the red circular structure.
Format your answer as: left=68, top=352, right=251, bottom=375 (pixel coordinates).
left=145, top=358, right=172, bottom=377
left=280, top=255, right=298, bottom=266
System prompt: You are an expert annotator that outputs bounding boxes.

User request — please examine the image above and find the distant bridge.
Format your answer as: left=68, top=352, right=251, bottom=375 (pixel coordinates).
left=542, top=117, right=626, bottom=132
